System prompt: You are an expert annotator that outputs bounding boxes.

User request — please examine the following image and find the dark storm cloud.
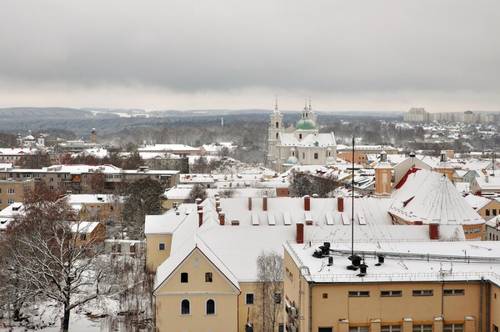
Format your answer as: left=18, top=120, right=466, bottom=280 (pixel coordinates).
left=0, top=0, right=499, bottom=108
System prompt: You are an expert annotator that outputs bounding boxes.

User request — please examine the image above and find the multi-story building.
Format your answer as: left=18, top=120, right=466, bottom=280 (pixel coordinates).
left=284, top=240, right=500, bottom=332
left=267, top=102, right=337, bottom=172
left=0, top=178, right=34, bottom=210
left=0, top=164, right=179, bottom=194
left=403, top=108, right=430, bottom=122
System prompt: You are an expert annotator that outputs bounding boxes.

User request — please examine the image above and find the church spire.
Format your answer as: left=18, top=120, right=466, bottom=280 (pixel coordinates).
left=308, top=97, right=312, bottom=111
left=274, top=95, right=279, bottom=112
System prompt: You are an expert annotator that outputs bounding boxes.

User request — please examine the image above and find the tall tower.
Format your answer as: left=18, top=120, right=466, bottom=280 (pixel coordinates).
left=267, top=97, right=283, bottom=169
left=375, top=151, right=393, bottom=196
left=90, top=128, right=97, bottom=144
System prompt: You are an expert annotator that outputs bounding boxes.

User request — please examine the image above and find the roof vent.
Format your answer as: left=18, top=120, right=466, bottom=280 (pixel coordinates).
left=357, top=261, right=368, bottom=277
left=375, top=255, right=385, bottom=266
left=347, top=254, right=362, bottom=271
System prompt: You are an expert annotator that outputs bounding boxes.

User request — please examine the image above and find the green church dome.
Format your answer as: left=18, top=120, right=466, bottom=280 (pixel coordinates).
left=296, top=119, right=316, bottom=130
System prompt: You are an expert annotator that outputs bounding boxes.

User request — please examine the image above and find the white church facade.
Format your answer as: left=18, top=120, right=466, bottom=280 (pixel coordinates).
left=266, top=102, right=337, bottom=172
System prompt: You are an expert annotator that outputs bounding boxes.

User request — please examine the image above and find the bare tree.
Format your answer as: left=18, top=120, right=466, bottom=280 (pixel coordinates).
left=0, top=198, right=114, bottom=332
left=188, top=184, right=207, bottom=202
left=257, top=251, right=283, bottom=332
left=122, top=178, right=163, bottom=239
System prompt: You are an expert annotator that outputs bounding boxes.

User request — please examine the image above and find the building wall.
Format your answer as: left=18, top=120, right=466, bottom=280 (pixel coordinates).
left=146, top=233, right=172, bottom=272
left=491, top=283, right=500, bottom=332
left=237, top=282, right=284, bottom=332
left=154, top=248, right=239, bottom=332
left=486, top=224, right=500, bottom=240
left=75, top=223, right=106, bottom=246
left=478, top=200, right=500, bottom=221
left=309, top=281, right=482, bottom=331
left=338, top=151, right=368, bottom=165
left=0, top=179, right=34, bottom=209
left=284, top=250, right=311, bottom=332
left=78, top=201, right=123, bottom=223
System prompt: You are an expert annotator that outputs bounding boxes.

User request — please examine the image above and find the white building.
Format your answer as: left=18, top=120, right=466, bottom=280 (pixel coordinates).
left=266, top=101, right=336, bottom=172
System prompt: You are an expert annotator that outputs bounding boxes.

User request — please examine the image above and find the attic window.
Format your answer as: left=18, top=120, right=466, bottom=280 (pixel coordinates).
left=181, top=272, right=189, bottom=283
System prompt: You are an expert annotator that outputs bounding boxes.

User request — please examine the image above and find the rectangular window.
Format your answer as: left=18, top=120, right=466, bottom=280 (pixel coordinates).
left=7, top=188, right=15, bottom=194
left=158, top=243, right=165, bottom=251
left=205, top=272, right=213, bottom=282
left=444, top=324, right=463, bottom=332
left=413, top=289, right=433, bottom=296
left=348, top=291, right=370, bottom=297
left=319, top=328, right=333, bottom=332
left=380, top=290, right=402, bottom=297
left=486, top=209, right=490, bottom=216
left=413, top=325, right=432, bottom=332
left=180, top=272, right=188, bottom=283
left=246, top=293, right=254, bottom=305
left=382, top=326, right=401, bottom=332
left=443, top=289, right=465, bottom=296
left=322, top=293, right=328, bottom=299
left=349, top=327, right=369, bottom=332
left=494, top=209, right=498, bottom=216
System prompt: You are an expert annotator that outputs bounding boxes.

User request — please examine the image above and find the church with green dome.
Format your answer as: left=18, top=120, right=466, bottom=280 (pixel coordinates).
left=266, top=100, right=337, bottom=172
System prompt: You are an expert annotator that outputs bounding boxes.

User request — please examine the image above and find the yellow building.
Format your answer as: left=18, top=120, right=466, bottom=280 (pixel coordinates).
left=284, top=240, right=500, bottom=332
left=0, top=178, right=34, bottom=210
left=146, top=191, right=490, bottom=332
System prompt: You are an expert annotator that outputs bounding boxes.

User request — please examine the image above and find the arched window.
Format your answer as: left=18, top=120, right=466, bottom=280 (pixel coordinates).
left=276, top=132, right=279, bottom=139
left=206, top=299, right=216, bottom=315
left=299, top=134, right=303, bottom=140
left=181, top=299, right=190, bottom=315
left=314, top=153, right=319, bottom=160
left=275, top=122, right=279, bottom=128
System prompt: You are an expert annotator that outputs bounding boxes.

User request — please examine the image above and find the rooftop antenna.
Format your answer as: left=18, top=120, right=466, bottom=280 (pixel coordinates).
left=351, top=135, right=355, bottom=258
left=492, top=150, right=496, bottom=176
left=346, top=136, right=361, bottom=271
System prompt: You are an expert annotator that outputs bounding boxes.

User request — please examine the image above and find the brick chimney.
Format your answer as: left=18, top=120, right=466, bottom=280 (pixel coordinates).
left=337, top=196, right=344, bottom=212
left=248, top=197, right=252, bottom=211
left=219, top=212, right=225, bottom=225
left=263, top=195, right=268, bottom=211
left=429, top=223, right=439, bottom=240
left=198, top=209, right=203, bottom=227
left=296, top=222, right=304, bottom=244
left=304, top=195, right=311, bottom=211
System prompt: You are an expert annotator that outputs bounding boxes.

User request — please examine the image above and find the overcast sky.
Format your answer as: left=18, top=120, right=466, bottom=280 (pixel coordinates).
left=1, top=0, right=499, bottom=112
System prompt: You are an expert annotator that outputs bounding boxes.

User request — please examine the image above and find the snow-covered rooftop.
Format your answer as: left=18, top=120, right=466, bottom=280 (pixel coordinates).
left=71, top=221, right=100, bottom=234
left=389, top=169, right=485, bottom=225
left=286, top=241, right=500, bottom=285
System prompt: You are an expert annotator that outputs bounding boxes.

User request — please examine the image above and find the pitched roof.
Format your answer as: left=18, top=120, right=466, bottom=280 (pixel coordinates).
left=389, top=169, right=484, bottom=225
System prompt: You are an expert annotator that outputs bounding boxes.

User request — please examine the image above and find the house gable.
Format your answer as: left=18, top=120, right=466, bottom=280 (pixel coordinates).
left=155, top=246, right=240, bottom=295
